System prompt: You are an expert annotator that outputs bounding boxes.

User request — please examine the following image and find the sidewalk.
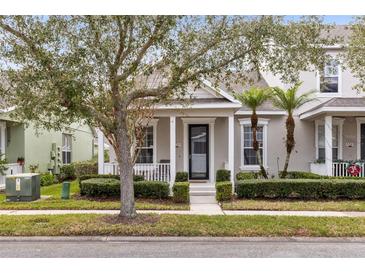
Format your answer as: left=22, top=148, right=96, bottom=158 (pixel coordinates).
left=1, top=209, right=365, bottom=217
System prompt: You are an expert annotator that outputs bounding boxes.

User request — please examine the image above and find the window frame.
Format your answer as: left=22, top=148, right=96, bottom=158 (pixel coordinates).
left=62, top=133, right=72, bottom=164
left=135, top=119, right=158, bottom=164
left=239, top=118, right=269, bottom=171
left=316, top=58, right=342, bottom=97
left=315, top=118, right=344, bottom=161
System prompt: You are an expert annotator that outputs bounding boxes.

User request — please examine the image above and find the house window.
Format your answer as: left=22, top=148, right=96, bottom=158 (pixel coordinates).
left=243, top=126, right=263, bottom=165
left=62, top=134, right=72, bottom=164
left=316, top=120, right=343, bottom=161
left=320, top=59, right=339, bottom=93
left=239, top=118, right=269, bottom=170
left=136, top=126, right=154, bottom=164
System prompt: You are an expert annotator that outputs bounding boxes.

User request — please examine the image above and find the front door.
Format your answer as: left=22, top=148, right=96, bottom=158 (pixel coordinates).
left=189, top=124, right=209, bottom=180
left=361, top=124, right=365, bottom=160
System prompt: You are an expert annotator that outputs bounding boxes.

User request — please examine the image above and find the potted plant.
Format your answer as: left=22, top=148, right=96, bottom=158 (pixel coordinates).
left=17, top=156, right=25, bottom=165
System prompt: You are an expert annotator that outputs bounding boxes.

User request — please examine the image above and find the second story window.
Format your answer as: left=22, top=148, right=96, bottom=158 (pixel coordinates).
left=320, top=59, right=340, bottom=93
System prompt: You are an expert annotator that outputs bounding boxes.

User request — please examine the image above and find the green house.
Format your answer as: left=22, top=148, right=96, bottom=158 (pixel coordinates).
left=0, top=108, right=95, bottom=187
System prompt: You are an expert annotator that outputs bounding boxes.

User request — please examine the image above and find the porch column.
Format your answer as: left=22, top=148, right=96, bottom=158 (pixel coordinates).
left=97, top=129, right=105, bottom=174
left=170, top=116, right=176, bottom=185
left=228, top=115, right=235, bottom=185
left=0, top=122, right=5, bottom=158
left=324, top=115, right=333, bottom=176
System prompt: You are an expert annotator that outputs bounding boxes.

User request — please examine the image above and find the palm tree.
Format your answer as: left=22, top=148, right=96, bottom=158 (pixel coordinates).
left=272, top=82, right=315, bottom=178
left=235, top=87, right=271, bottom=179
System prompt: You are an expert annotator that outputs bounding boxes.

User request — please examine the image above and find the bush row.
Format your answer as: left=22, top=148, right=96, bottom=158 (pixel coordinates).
left=236, top=179, right=365, bottom=200
left=80, top=178, right=170, bottom=199
left=172, top=182, right=190, bottom=203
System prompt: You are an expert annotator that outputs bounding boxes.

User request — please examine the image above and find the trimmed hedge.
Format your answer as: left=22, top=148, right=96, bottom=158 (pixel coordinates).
left=215, top=181, right=232, bottom=202
left=40, top=173, right=57, bottom=186
left=80, top=178, right=169, bottom=199
left=236, top=172, right=259, bottom=180
left=73, top=161, right=98, bottom=177
left=279, top=171, right=325, bottom=179
left=60, top=164, right=76, bottom=181
left=216, top=169, right=230, bottom=182
left=236, top=179, right=365, bottom=200
left=175, top=172, right=188, bottom=182
left=172, top=182, right=190, bottom=203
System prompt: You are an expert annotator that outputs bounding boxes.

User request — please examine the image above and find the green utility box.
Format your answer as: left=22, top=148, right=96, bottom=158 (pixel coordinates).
left=6, top=173, right=41, bottom=202
left=61, top=181, right=70, bottom=199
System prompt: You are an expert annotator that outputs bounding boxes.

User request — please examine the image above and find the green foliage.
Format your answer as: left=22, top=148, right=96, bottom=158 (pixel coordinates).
left=279, top=171, right=325, bottom=179
left=172, top=182, right=190, bottom=203
left=216, top=169, right=231, bottom=182
left=175, top=172, right=189, bottom=182
left=236, top=172, right=259, bottom=180
left=234, top=87, right=272, bottom=112
left=73, top=160, right=98, bottom=177
left=215, top=181, right=232, bottom=202
left=60, top=164, right=76, bottom=181
left=0, top=154, right=8, bottom=176
left=40, top=173, right=57, bottom=186
left=28, top=164, right=39, bottom=173
left=236, top=179, right=365, bottom=200
left=133, top=175, right=144, bottom=181
left=80, top=178, right=169, bottom=199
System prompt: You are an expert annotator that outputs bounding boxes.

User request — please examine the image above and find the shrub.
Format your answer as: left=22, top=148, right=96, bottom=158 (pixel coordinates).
left=279, top=171, right=326, bottom=179
left=134, top=181, right=169, bottom=199
left=40, top=173, right=57, bottom=186
left=73, top=161, right=98, bottom=177
left=172, top=182, right=190, bottom=203
left=133, top=175, right=144, bottom=181
left=215, top=181, right=232, bottom=201
left=80, top=178, right=169, bottom=199
left=60, top=164, right=76, bottom=181
left=236, top=179, right=365, bottom=200
left=175, top=171, right=189, bottom=182
left=216, top=169, right=230, bottom=182
left=236, top=172, right=259, bottom=180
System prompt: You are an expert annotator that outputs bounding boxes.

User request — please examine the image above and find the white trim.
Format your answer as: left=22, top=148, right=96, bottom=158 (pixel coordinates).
left=314, top=118, right=344, bottom=161
left=0, top=106, right=16, bottom=113
left=228, top=115, right=234, bottom=184
left=300, top=106, right=365, bottom=120
left=238, top=118, right=269, bottom=171
left=356, top=118, right=365, bottom=160
left=181, top=117, right=216, bottom=183
left=170, top=116, right=176, bottom=184
left=155, top=102, right=242, bottom=110
left=97, top=129, right=105, bottom=174
left=324, top=116, right=333, bottom=176
left=315, top=59, right=342, bottom=98
left=235, top=110, right=287, bottom=115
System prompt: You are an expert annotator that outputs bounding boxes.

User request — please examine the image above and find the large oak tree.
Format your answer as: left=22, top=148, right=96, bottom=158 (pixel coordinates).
left=0, top=16, right=333, bottom=218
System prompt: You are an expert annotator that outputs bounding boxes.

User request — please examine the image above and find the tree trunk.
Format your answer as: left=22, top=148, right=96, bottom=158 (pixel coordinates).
left=115, top=111, right=137, bottom=218
left=251, top=111, right=268, bottom=179
left=280, top=114, right=295, bottom=179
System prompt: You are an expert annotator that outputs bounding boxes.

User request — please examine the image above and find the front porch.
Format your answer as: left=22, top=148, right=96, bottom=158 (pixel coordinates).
left=302, top=110, right=365, bottom=177
left=97, top=114, right=236, bottom=187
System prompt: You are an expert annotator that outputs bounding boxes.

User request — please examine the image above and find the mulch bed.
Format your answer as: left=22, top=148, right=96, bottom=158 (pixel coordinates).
left=100, top=214, right=161, bottom=225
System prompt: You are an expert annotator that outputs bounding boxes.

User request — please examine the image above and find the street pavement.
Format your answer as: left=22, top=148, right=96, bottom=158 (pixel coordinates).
left=1, top=237, right=365, bottom=257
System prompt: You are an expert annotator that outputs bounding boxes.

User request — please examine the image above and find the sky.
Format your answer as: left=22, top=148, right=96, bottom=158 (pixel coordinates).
left=285, top=15, right=355, bottom=24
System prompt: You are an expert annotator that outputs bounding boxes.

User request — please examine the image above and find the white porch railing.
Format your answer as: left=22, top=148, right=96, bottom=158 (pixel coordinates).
left=0, top=163, right=23, bottom=189
left=332, top=162, right=365, bottom=177
left=104, top=162, right=171, bottom=182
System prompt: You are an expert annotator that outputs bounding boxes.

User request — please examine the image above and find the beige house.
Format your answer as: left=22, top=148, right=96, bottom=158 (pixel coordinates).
left=98, top=26, right=365, bottom=187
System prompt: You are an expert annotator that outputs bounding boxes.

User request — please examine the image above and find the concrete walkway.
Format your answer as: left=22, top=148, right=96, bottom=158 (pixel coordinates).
left=1, top=209, right=365, bottom=217
left=189, top=183, right=223, bottom=215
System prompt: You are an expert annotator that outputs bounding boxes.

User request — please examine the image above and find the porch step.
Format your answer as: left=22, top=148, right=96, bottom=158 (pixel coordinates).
left=189, top=184, right=216, bottom=196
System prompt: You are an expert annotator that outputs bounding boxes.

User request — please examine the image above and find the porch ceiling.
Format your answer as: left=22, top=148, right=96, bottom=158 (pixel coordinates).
left=300, top=97, right=365, bottom=120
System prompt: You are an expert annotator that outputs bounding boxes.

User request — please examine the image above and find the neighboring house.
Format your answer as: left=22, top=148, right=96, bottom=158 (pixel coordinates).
left=0, top=108, right=95, bottom=187
left=100, top=26, right=365, bottom=186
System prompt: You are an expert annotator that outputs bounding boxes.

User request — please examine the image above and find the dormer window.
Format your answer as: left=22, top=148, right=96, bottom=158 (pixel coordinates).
left=320, top=59, right=340, bottom=93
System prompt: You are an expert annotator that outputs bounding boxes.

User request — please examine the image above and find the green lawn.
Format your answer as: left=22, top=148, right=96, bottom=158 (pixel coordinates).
left=0, top=182, right=189, bottom=210
left=221, top=198, right=365, bottom=211
left=0, top=214, right=365, bottom=237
